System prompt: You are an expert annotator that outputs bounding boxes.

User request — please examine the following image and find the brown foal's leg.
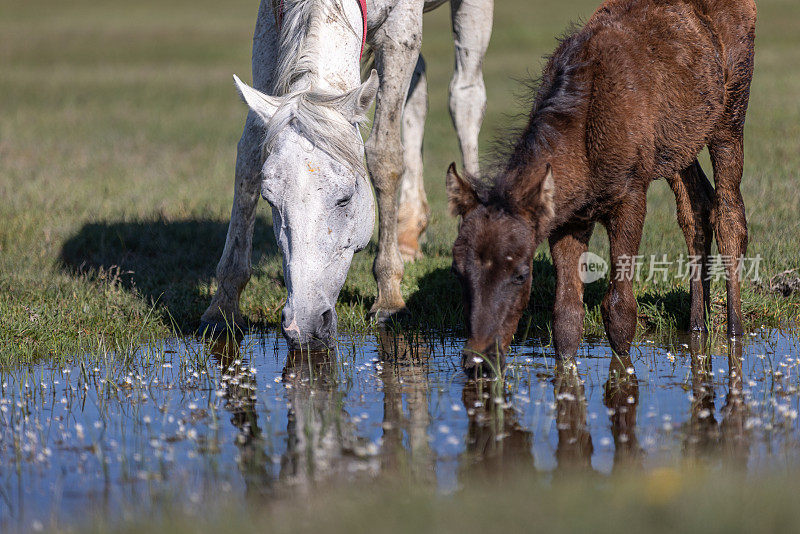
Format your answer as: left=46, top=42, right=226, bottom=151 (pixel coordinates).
left=549, top=223, right=594, bottom=359
left=667, top=160, right=715, bottom=332
left=709, top=28, right=754, bottom=337
left=709, top=133, right=748, bottom=338
left=602, top=191, right=647, bottom=356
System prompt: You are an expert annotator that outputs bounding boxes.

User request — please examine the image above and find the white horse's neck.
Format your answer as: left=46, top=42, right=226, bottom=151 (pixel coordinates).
left=309, top=0, right=363, bottom=92
left=277, top=0, right=364, bottom=95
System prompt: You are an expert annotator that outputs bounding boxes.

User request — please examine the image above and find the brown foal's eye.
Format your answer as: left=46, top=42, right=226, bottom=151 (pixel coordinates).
left=511, top=268, right=529, bottom=285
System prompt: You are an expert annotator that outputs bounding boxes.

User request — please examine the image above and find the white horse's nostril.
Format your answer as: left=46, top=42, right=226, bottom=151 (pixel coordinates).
left=284, top=318, right=300, bottom=335
left=321, top=309, right=333, bottom=330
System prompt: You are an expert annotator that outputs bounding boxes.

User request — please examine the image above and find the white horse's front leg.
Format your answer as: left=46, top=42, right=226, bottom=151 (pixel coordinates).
left=201, top=1, right=278, bottom=333
left=449, top=0, right=493, bottom=176
left=201, top=113, right=265, bottom=332
left=398, top=55, right=429, bottom=262
left=366, top=0, right=424, bottom=319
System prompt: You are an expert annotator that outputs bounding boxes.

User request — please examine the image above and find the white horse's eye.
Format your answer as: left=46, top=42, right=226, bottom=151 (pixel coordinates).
left=335, top=195, right=352, bottom=208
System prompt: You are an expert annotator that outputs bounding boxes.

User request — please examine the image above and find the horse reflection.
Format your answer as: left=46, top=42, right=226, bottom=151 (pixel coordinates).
left=683, top=335, right=750, bottom=467
left=684, top=336, right=719, bottom=458
left=719, top=341, right=750, bottom=466
left=459, top=378, right=534, bottom=479
left=280, top=349, right=378, bottom=489
left=604, top=354, right=644, bottom=471
left=553, top=359, right=594, bottom=473
left=376, top=328, right=434, bottom=480
left=207, top=336, right=272, bottom=498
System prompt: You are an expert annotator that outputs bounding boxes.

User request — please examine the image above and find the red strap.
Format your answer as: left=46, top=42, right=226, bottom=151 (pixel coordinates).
left=278, top=0, right=368, bottom=58
left=357, top=0, right=367, bottom=58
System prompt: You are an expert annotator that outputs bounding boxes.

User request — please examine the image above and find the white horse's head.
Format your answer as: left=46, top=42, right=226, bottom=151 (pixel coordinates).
left=234, top=71, right=378, bottom=349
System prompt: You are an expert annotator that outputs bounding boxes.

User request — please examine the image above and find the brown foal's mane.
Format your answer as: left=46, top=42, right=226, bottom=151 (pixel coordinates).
left=483, top=26, right=590, bottom=210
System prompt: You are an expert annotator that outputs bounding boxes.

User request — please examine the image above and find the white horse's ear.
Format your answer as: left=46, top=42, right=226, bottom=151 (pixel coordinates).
left=233, top=74, right=280, bottom=124
left=340, top=69, right=379, bottom=123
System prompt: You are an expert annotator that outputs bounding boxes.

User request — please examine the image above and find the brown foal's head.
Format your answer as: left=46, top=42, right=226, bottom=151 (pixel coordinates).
left=447, top=163, right=554, bottom=375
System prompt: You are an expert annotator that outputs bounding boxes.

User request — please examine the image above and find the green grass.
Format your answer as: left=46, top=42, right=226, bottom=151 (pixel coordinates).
left=1, top=0, right=799, bottom=363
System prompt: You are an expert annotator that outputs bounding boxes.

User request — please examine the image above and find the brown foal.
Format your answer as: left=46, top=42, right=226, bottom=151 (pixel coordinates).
left=448, top=0, right=756, bottom=374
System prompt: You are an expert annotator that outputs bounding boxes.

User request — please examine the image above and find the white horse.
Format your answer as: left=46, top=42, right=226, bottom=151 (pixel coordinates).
left=201, top=0, right=493, bottom=347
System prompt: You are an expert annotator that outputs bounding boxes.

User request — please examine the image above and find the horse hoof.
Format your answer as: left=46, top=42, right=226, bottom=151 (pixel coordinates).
left=462, top=353, right=505, bottom=379
left=689, top=322, right=709, bottom=334
left=727, top=321, right=745, bottom=339
left=399, top=245, right=424, bottom=263
left=368, top=306, right=410, bottom=325
left=197, top=319, right=244, bottom=340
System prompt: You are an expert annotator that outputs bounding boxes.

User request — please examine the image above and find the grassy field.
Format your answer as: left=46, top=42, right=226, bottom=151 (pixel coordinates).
left=1, top=0, right=799, bottom=363
left=78, top=469, right=800, bottom=534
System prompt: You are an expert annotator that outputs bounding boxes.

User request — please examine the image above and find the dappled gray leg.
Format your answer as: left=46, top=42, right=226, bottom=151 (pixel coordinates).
left=449, top=0, right=493, bottom=176
left=200, top=0, right=277, bottom=333
left=201, top=113, right=265, bottom=332
left=366, top=0, right=424, bottom=318
left=397, top=55, right=429, bottom=263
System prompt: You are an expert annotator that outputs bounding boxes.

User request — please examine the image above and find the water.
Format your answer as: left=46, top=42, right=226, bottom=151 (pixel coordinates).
left=2, top=326, right=800, bottom=530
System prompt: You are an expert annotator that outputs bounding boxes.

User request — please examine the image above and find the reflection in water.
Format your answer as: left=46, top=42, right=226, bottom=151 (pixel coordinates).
left=604, top=354, right=643, bottom=471
left=720, top=341, right=750, bottom=466
left=377, top=329, right=434, bottom=480
left=209, top=337, right=379, bottom=497
left=684, top=335, right=719, bottom=460
left=280, top=349, right=377, bottom=489
left=208, top=336, right=271, bottom=499
left=682, top=335, right=750, bottom=467
left=460, top=379, right=533, bottom=478
left=204, top=331, right=756, bottom=494
left=8, top=326, right=799, bottom=528
left=553, top=360, right=594, bottom=473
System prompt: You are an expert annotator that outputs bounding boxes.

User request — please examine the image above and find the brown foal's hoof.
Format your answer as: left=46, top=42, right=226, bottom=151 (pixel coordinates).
left=461, top=351, right=506, bottom=379
left=689, top=321, right=709, bottom=334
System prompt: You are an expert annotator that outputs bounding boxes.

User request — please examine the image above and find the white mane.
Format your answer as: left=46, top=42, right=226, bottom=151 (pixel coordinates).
left=265, top=0, right=367, bottom=174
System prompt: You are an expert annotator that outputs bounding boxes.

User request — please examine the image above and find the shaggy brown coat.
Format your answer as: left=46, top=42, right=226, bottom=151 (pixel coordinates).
left=448, top=0, right=756, bottom=374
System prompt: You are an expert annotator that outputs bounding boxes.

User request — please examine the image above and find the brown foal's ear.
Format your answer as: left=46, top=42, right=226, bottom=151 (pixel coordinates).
left=446, top=163, right=479, bottom=217
left=515, top=163, right=555, bottom=223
